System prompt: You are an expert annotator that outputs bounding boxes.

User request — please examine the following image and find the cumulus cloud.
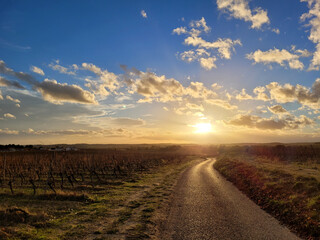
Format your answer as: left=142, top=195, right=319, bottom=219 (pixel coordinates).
left=173, top=27, right=187, bottom=35
left=123, top=67, right=235, bottom=110
left=184, top=36, right=241, bottom=59
left=36, top=79, right=97, bottom=104
left=246, top=48, right=309, bottom=70
left=268, top=105, right=288, bottom=114
left=0, top=128, right=18, bottom=135
left=123, top=68, right=185, bottom=102
left=0, top=60, right=96, bottom=105
left=216, top=0, right=270, bottom=29
left=301, top=0, right=320, bottom=70
left=173, top=17, right=241, bottom=70
left=141, top=10, right=147, bottom=18
left=226, top=114, right=313, bottom=130
left=4, top=113, right=16, bottom=119
left=82, top=62, right=119, bottom=97
left=266, top=79, right=320, bottom=109
left=199, top=57, right=217, bottom=70
left=190, top=17, right=211, bottom=33
left=236, top=88, right=253, bottom=100
left=30, top=66, right=45, bottom=75
left=6, top=95, right=20, bottom=103
left=0, top=76, right=24, bottom=89
left=253, top=86, right=270, bottom=101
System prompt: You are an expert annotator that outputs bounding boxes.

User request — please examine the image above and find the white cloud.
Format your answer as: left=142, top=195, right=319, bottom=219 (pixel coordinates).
left=141, top=10, right=147, bottom=18
left=199, top=57, right=217, bottom=70
left=190, top=17, right=210, bottom=33
left=0, top=128, right=19, bottom=135
left=4, top=113, right=16, bottom=119
left=123, top=67, right=235, bottom=110
left=82, top=63, right=119, bottom=97
left=247, top=48, right=308, bottom=70
left=253, top=86, right=270, bottom=101
left=173, top=17, right=241, bottom=70
left=6, top=95, right=20, bottom=103
left=173, top=27, right=187, bottom=35
left=226, top=114, right=313, bottom=130
left=301, top=0, right=320, bottom=70
left=48, top=60, right=76, bottom=75
left=216, top=0, right=270, bottom=29
left=266, top=78, right=320, bottom=109
left=36, top=79, right=97, bottom=104
left=236, top=88, right=253, bottom=100
left=30, top=66, right=45, bottom=76
left=124, top=69, right=185, bottom=103
left=184, top=36, right=241, bottom=59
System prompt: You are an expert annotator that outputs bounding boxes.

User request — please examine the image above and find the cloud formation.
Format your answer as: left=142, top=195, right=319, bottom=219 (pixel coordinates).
left=226, top=114, right=313, bottom=130
left=216, top=0, right=270, bottom=29
left=173, top=17, right=241, bottom=70
left=82, top=63, right=119, bottom=97
left=268, top=105, right=288, bottom=114
left=48, top=60, right=77, bottom=75
left=301, top=0, right=320, bottom=70
left=124, top=68, right=185, bottom=102
left=246, top=48, right=309, bottom=70
left=30, top=66, right=45, bottom=76
left=141, top=10, right=147, bottom=18
left=0, top=60, right=96, bottom=105
left=0, top=128, right=19, bottom=135
left=36, top=79, right=97, bottom=104
left=4, top=113, right=16, bottom=119
left=6, top=95, right=20, bottom=103
left=0, top=76, right=24, bottom=89
left=266, top=79, right=320, bottom=109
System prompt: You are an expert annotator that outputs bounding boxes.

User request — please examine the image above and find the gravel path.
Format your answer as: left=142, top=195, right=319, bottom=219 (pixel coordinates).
left=160, top=158, right=300, bottom=240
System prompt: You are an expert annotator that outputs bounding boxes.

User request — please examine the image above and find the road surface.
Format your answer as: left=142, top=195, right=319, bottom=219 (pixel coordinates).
left=160, top=158, right=300, bottom=240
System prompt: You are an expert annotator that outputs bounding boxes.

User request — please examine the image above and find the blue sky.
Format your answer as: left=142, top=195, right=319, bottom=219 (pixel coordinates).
left=1, top=0, right=320, bottom=144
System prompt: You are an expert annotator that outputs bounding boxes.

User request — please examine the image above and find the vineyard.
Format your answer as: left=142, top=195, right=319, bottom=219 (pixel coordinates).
left=0, top=145, right=216, bottom=196
left=0, top=144, right=217, bottom=239
left=218, top=143, right=320, bottom=163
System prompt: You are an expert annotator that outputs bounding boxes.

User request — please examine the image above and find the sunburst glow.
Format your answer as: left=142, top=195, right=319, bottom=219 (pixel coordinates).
left=193, top=122, right=213, bottom=134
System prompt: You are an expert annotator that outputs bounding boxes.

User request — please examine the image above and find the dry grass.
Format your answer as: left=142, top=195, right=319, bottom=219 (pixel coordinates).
left=214, top=147, right=320, bottom=240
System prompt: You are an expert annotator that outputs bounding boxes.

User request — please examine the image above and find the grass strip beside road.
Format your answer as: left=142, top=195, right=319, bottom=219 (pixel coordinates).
left=214, top=154, right=320, bottom=240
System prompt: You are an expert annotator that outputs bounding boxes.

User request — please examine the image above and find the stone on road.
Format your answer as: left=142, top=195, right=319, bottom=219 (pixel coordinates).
left=160, top=158, right=300, bottom=240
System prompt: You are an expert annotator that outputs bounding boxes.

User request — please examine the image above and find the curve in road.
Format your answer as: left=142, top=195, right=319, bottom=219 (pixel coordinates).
left=160, top=158, right=300, bottom=240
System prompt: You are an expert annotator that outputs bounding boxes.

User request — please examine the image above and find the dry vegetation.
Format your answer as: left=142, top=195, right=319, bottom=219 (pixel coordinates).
left=214, top=144, right=320, bottom=240
left=0, top=144, right=217, bottom=239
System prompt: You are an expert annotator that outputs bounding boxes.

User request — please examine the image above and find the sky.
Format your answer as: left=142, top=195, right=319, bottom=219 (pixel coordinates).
left=1, top=0, right=320, bottom=144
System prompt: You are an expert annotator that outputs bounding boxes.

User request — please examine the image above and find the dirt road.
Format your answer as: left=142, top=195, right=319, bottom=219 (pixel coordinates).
left=160, top=158, right=300, bottom=240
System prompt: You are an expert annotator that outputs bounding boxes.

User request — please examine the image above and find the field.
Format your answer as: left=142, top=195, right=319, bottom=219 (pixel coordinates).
left=1, top=143, right=319, bottom=239
left=214, top=144, right=320, bottom=240
left=0, top=144, right=217, bottom=239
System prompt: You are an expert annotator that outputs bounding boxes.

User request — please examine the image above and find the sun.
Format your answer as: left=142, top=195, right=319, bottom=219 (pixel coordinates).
left=193, top=122, right=213, bottom=133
